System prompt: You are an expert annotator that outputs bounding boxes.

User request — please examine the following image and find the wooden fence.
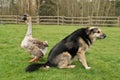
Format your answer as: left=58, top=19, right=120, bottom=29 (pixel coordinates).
left=0, top=15, right=120, bottom=26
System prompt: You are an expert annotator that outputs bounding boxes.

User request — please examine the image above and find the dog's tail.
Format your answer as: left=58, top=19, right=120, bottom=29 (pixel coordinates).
left=25, top=62, right=48, bottom=72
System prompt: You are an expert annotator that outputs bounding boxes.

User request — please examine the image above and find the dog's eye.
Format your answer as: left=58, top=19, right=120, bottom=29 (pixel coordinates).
left=97, top=31, right=100, bottom=33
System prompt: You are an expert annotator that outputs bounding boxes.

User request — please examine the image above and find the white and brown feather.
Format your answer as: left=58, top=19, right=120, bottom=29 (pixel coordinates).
left=21, top=14, right=48, bottom=62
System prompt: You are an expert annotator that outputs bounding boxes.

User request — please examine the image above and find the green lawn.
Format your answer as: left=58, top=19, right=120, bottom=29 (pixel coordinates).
left=0, top=24, right=120, bottom=80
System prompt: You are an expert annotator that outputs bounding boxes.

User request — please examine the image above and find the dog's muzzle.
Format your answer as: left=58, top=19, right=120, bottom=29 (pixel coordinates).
left=98, top=33, right=106, bottom=39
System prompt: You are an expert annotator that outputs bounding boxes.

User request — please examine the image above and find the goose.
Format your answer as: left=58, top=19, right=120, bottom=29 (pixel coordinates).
left=21, top=14, right=48, bottom=62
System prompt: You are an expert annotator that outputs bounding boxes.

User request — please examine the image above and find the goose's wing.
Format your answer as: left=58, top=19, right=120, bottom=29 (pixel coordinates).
left=28, top=38, right=47, bottom=48
left=28, top=38, right=48, bottom=57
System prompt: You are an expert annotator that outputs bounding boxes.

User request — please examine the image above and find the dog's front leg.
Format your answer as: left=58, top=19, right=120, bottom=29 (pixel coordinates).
left=77, top=49, right=91, bottom=70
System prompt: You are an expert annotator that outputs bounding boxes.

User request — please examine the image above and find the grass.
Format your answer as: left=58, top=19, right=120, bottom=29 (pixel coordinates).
left=0, top=24, right=120, bottom=80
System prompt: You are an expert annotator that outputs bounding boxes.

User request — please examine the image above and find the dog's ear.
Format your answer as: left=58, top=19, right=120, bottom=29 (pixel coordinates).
left=86, top=27, right=91, bottom=35
left=86, top=27, right=98, bottom=34
left=91, top=28, right=99, bottom=33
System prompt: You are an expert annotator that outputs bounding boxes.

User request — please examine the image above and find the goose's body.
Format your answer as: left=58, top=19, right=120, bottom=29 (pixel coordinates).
left=21, top=15, right=48, bottom=62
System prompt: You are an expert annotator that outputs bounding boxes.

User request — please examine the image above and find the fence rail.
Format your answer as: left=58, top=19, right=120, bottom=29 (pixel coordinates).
left=0, top=15, right=120, bottom=26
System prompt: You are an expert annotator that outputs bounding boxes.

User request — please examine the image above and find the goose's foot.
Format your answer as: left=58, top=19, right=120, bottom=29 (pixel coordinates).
left=29, top=57, right=39, bottom=62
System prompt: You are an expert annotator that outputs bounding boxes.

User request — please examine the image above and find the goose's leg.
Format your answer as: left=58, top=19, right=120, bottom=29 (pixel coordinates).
left=29, top=56, right=39, bottom=62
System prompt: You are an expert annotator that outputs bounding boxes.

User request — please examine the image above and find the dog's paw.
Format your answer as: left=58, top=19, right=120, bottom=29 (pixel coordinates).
left=85, top=67, right=91, bottom=70
left=69, top=65, right=76, bottom=68
left=78, top=59, right=82, bottom=62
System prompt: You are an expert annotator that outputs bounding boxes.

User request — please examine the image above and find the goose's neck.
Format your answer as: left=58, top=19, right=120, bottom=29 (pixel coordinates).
left=26, top=18, right=32, bottom=37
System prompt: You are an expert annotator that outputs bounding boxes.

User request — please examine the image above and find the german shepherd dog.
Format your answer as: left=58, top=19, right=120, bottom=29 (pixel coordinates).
left=25, top=27, right=106, bottom=72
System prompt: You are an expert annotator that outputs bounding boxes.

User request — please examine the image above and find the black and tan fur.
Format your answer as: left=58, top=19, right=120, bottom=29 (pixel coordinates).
left=25, top=27, right=106, bottom=72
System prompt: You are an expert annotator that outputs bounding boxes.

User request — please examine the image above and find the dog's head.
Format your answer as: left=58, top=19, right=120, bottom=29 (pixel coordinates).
left=86, top=27, right=106, bottom=41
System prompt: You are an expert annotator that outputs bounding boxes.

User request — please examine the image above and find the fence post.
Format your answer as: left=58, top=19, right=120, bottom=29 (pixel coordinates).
left=39, top=16, right=41, bottom=24
left=16, top=15, right=18, bottom=24
left=37, top=16, right=40, bottom=24
left=71, top=17, right=74, bottom=25
left=57, top=16, right=59, bottom=25
left=62, top=16, right=64, bottom=25
left=118, top=16, right=120, bottom=27
left=89, top=16, right=92, bottom=26
left=0, top=15, right=1, bottom=24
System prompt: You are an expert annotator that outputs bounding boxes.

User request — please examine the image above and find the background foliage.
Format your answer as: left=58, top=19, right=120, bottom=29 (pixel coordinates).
left=0, top=0, right=120, bottom=16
